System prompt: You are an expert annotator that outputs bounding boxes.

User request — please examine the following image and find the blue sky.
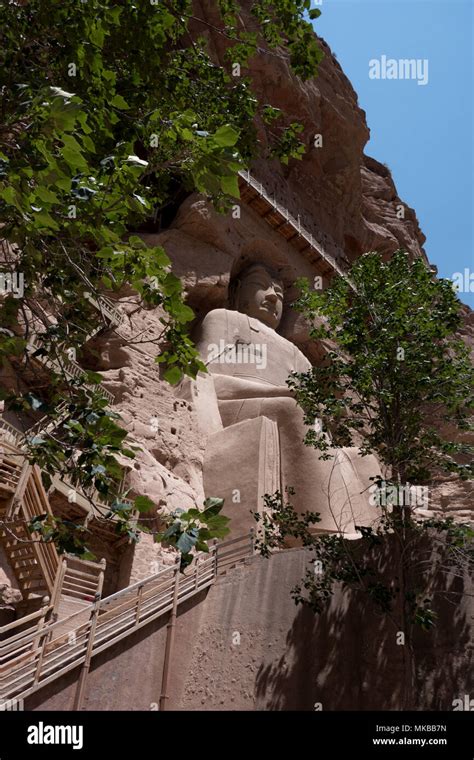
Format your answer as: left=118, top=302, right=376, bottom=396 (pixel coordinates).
left=311, top=0, right=474, bottom=308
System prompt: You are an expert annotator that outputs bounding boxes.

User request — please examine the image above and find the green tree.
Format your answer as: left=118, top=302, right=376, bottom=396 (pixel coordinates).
left=0, top=0, right=323, bottom=553
left=254, top=490, right=473, bottom=709
left=255, top=251, right=474, bottom=708
left=290, top=250, right=473, bottom=486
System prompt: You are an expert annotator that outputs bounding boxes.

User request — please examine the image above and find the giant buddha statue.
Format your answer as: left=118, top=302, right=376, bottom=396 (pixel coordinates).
left=182, top=262, right=380, bottom=538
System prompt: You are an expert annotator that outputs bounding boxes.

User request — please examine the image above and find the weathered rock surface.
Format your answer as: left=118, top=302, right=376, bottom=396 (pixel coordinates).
left=27, top=548, right=473, bottom=711
left=0, top=583, right=22, bottom=607
left=192, top=1, right=427, bottom=263
left=87, top=8, right=471, bottom=561
left=3, top=7, right=471, bottom=714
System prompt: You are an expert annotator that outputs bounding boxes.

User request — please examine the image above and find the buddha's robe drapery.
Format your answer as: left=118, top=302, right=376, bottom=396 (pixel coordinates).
left=192, top=309, right=380, bottom=534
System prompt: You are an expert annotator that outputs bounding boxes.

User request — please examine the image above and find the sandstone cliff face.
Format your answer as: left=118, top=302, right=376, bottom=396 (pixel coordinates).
left=3, top=9, right=471, bottom=714
left=192, top=1, right=427, bottom=263
left=1, top=10, right=463, bottom=590
left=89, top=7, right=472, bottom=578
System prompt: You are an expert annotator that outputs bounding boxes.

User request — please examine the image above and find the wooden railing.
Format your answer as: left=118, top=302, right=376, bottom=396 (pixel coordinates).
left=83, top=292, right=123, bottom=329
left=0, top=597, right=52, bottom=673
left=26, top=401, right=69, bottom=439
left=0, top=442, right=60, bottom=600
left=26, top=336, right=114, bottom=404
left=214, top=530, right=254, bottom=573
left=0, top=530, right=255, bottom=704
left=18, top=466, right=59, bottom=593
left=14, top=285, right=122, bottom=410
left=0, top=440, right=24, bottom=494
left=0, top=418, right=24, bottom=448
left=238, top=169, right=349, bottom=280
left=0, top=430, right=136, bottom=604
left=1, top=433, right=132, bottom=526
left=59, top=555, right=106, bottom=605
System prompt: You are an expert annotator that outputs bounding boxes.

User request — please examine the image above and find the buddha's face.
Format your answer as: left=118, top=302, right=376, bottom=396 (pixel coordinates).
left=237, top=266, right=284, bottom=329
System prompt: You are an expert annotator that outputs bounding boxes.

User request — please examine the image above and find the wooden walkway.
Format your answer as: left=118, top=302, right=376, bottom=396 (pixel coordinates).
left=0, top=531, right=254, bottom=707
left=0, top=423, right=255, bottom=710
left=0, top=438, right=59, bottom=600
left=238, top=170, right=348, bottom=279
left=24, top=289, right=122, bottom=406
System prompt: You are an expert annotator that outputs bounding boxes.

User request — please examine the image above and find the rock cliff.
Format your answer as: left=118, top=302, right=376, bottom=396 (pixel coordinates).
left=3, top=8, right=472, bottom=713
left=85, top=10, right=472, bottom=570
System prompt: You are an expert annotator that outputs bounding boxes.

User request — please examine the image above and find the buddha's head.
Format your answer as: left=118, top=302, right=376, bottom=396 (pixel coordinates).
left=229, top=263, right=284, bottom=330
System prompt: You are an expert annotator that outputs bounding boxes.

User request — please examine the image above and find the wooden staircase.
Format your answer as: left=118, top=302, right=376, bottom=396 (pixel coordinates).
left=0, top=520, right=51, bottom=602
left=55, top=555, right=106, bottom=608
left=26, top=335, right=114, bottom=405
left=0, top=437, right=107, bottom=610
left=0, top=441, right=58, bottom=601
left=48, top=555, right=106, bottom=641
left=0, top=531, right=255, bottom=707
left=21, top=289, right=123, bottom=408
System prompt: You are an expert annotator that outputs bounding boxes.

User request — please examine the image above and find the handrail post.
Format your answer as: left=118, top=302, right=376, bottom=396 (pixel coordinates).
left=32, top=597, right=51, bottom=686
left=135, top=584, right=144, bottom=624
left=194, top=556, right=199, bottom=590
left=72, top=559, right=105, bottom=711
left=159, top=559, right=180, bottom=711
left=32, top=596, right=50, bottom=651
left=96, top=558, right=106, bottom=598
left=51, top=558, right=67, bottom=619
left=72, top=595, right=100, bottom=711
left=8, top=460, right=30, bottom=519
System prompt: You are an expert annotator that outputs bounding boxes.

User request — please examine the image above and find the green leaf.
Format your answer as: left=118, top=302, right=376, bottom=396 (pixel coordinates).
left=0, top=186, right=20, bottom=210
left=33, top=210, right=60, bottom=230
left=55, top=177, right=72, bottom=191
left=61, top=147, right=88, bottom=172
left=176, top=530, right=198, bottom=554
left=163, top=366, right=182, bottom=385
left=212, top=125, right=239, bottom=147
left=80, top=134, right=96, bottom=153
left=84, top=370, right=103, bottom=384
left=185, top=509, right=202, bottom=519
left=111, top=94, right=130, bottom=110
left=163, top=523, right=180, bottom=539
left=135, top=495, right=155, bottom=513
left=35, top=187, right=59, bottom=204
left=202, top=497, right=225, bottom=518
left=220, top=174, right=240, bottom=198
left=173, top=302, right=195, bottom=323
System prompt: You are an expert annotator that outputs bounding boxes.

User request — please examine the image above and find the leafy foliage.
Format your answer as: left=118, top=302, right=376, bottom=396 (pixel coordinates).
left=252, top=487, right=320, bottom=558
left=254, top=491, right=473, bottom=629
left=155, top=497, right=230, bottom=570
left=258, top=254, right=473, bottom=705
left=27, top=512, right=97, bottom=561
left=290, top=251, right=474, bottom=483
left=0, top=0, right=322, bottom=551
